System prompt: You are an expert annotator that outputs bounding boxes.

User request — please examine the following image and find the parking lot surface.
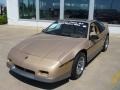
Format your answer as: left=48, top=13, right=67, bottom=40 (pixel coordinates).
left=0, top=25, right=120, bottom=90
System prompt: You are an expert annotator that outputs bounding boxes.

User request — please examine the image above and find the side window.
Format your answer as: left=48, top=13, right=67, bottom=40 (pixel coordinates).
left=95, top=22, right=105, bottom=33
left=90, top=23, right=99, bottom=36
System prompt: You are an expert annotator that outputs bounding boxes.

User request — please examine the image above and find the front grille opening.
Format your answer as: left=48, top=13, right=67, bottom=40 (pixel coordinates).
left=39, top=70, right=49, bottom=76
left=15, top=65, right=35, bottom=75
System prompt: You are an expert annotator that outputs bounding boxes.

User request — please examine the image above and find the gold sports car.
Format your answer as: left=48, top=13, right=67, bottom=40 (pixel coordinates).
left=7, top=20, right=109, bottom=83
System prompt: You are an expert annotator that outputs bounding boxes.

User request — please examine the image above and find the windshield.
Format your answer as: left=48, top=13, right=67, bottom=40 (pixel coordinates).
left=43, top=22, right=88, bottom=38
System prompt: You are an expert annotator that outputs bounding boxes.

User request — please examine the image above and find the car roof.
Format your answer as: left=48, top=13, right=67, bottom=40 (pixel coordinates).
left=56, top=19, right=96, bottom=24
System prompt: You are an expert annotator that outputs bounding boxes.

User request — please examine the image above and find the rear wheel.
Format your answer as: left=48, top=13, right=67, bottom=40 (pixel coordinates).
left=102, top=35, right=109, bottom=52
left=71, top=52, right=86, bottom=80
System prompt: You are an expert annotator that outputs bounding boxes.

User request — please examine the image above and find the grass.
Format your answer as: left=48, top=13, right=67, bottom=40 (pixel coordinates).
left=0, top=15, right=7, bottom=25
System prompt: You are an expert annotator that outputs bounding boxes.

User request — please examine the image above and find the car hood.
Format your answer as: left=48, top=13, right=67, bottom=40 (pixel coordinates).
left=13, top=33, right=87, bottom=61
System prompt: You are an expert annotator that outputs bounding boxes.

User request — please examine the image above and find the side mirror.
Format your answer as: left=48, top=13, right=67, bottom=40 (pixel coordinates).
left=90, top=35, right=99, bottom=40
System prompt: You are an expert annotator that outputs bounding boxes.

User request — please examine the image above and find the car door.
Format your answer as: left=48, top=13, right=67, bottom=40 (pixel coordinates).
left=87, top=22, right=103, bottom=61
left=95, top=21, right=107, bottom=48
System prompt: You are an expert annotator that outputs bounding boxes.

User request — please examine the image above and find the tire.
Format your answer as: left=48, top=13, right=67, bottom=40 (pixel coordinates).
left=71, top=52, right=86, bottom=80
left=102, top=35, right=109, bottom=52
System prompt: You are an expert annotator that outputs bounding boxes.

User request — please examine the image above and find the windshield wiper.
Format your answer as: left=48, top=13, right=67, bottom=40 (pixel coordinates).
left=60, top=33, right=71, bottom=37
left=42, top=30, right=48, bottom=33
left=43, top=31, right=58, bottom=35
left=60, top=33, right=81, bottom=38
left=70, top=34, right=81, bottom=38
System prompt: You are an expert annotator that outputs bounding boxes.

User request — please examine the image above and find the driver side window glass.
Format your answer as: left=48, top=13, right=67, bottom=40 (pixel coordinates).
left=90, top=24, right=97, bottom=36
left=95, top=22, right=105, bottom=33
left=90, top=23, right=100, bottom=36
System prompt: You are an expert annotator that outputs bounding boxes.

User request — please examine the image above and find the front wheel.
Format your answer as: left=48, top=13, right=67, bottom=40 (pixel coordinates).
left=71, top=52, right=86, bottom=80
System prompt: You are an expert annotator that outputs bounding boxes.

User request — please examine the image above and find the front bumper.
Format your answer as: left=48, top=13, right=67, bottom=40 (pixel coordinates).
left=7, top=61, right=70, bottom=83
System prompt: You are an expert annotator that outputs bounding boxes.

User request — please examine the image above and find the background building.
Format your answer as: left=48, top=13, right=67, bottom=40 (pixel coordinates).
left=0, top=5, right=6, bottom=15
left=6, top=0, right=120, bottom=27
